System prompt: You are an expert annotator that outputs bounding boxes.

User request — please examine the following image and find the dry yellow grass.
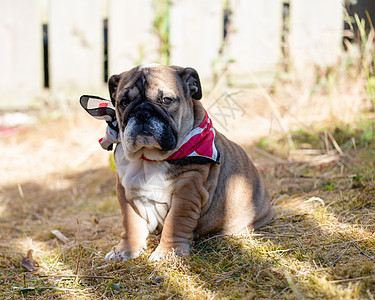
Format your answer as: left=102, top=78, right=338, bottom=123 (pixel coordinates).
left=0, top=73, right=374, bottom=299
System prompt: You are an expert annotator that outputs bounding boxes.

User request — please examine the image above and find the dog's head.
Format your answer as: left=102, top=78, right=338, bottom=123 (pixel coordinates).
left=109, top=64, right=202, bottom=160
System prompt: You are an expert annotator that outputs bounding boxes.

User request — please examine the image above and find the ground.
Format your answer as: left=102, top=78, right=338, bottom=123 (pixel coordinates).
left=0, top=78, right=374, bottom=299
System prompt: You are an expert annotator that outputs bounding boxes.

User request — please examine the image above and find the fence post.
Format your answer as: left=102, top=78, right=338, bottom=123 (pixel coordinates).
left=289, top=0, right=343, bottom=73
left=227, top=0, right=283, bottom=87
left=49, top=0, right=104, bottom=99
left=169, top=0, right=223, bottom=88
left=108, top=0, right=159, bottom=75
left=0, top=0, right=43, bottom=109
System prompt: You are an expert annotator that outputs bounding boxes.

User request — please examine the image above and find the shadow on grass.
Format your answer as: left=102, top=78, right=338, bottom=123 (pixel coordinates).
left=1, top=145, right=374, bottom=298
left=0, top=167, right=120, bottom=298
left=149, top=202, right=374, bottom=299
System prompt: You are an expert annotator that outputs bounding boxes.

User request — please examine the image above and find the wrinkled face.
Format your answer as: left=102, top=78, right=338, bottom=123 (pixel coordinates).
left=109, top=64, right=202, bottom=160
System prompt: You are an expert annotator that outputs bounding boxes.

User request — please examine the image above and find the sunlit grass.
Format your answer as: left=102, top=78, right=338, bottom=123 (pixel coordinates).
left=1, top=59, right=374, bottom=300
left=1, top=116, right=374, bottom=299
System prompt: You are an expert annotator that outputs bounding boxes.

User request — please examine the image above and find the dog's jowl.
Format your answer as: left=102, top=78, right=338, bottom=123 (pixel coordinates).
left=80, top=64, right=275, bottom=261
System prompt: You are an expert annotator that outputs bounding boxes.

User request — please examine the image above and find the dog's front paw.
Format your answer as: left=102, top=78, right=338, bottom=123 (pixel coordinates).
left=105, top=250, right=133, bottom=261
left=149, top=244, right=190, bottom=261
left=105, top=246, right=144, bottom=261
left=149, top=246, right=165, bottom=261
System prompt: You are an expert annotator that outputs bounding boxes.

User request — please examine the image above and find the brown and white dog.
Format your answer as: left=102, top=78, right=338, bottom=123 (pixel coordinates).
left=81, top=64, right=274, bottom=261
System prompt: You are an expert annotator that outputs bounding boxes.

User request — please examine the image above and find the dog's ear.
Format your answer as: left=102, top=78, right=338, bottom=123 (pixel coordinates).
left=108, top=74, right=120, bottom=105
left=171, top=66, right=202, bottom=100
left=79, top=95, right=116, bottom=122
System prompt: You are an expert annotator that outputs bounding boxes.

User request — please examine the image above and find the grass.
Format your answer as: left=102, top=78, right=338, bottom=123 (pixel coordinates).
left=0, top=100, right=374, bottom=299
left=1, top=23, right=375, bottom=296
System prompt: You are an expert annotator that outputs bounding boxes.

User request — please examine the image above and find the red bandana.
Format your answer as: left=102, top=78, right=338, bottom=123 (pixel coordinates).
left=140, top=110, right=219, bottom=164
left=162, top=110, right=219, bottom=164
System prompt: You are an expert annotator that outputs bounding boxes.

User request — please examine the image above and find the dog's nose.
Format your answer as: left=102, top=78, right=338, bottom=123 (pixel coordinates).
left=135, top=109, right=151, bottom=121
left=133, top=102, right=153, bottom=121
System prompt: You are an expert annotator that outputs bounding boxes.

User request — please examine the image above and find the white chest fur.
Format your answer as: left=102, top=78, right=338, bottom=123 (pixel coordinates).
left=114, top=146, right=172, bottom=233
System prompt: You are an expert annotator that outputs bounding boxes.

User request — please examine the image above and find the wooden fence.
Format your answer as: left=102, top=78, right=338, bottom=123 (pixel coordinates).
left=0, top=0, right=344, bottom=109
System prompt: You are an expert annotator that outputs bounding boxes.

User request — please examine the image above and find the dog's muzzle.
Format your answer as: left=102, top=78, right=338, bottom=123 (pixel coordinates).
left=124, top=101, right=178, bottom=151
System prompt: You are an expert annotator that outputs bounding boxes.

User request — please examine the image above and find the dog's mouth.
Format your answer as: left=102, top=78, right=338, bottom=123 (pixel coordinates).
left=121, top=102, right=178, bottom=152
left=140, top=130, right=153, bottom=136
left=133, top=123, right=157, bottom=137
left=131, top=121, right=162, bottom=149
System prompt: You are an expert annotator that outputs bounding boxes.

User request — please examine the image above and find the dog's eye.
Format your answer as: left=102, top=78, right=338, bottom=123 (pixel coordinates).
left=119, top=95, right=130, bottom=108
left=161, top=97, right=173, bottom=106
left=118, top=90, right=130, bottom=108
left=119, top=99, right=127, bottom=108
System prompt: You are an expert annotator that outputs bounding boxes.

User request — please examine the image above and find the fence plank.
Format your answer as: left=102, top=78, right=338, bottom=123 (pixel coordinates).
left=49, top=0, right=104, bottom=97
left=227, top=0, right=283, bottom=87
left=0, top=0, right=42, bottom=109
left=169, top=0, right=223, bottom=87
left=289, top=0, right=343, bottom=71
left=108, top=0, right=159, bottom=75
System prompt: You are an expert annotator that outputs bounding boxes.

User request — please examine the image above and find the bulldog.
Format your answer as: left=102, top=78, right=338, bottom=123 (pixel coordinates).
left=80, top=64, right=274, bottom=261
